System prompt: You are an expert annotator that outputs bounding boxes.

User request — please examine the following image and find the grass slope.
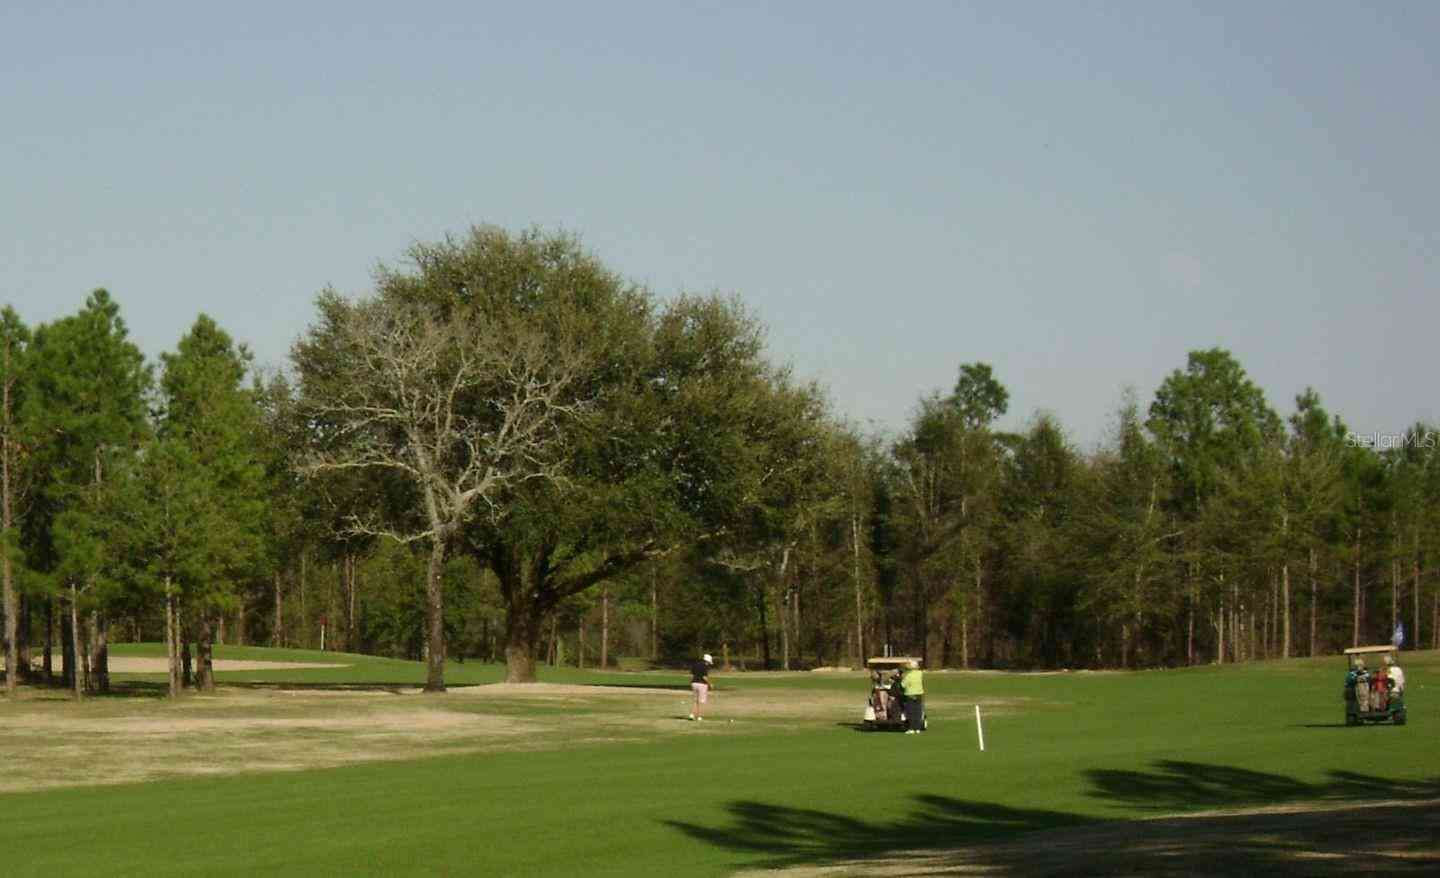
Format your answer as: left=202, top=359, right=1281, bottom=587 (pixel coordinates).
left=3, top=647, right=1436, bottom=876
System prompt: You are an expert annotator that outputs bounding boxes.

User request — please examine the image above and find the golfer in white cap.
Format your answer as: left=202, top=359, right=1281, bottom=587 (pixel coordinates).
left=1385, top=655, right=1405, bottom=695
left=690, top=653, right=715, bottom=721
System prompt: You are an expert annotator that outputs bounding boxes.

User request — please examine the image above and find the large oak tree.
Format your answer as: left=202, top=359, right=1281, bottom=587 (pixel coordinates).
left=294, top=229, right=596, bottom=690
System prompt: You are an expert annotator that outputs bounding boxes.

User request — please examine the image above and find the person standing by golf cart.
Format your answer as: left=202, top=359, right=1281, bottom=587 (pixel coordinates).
left=1387, top=655, right=1405, bottom=696
left=900, top=660, right=925, bottom=734
left=690, top=654, right=714, bottom=721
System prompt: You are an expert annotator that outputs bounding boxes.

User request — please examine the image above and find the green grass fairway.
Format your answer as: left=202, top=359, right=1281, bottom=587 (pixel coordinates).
left=3, top=646, right=1437, bottom=876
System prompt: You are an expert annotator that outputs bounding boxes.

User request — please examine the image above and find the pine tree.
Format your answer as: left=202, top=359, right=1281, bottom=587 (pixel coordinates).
left=158, top=315, right=266, bottom=691
left=24, top=291, right=150, bottom=696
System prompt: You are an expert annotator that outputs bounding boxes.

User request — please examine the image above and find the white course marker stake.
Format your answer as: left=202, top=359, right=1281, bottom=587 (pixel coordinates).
left=975, top=704, right=986, bottom=752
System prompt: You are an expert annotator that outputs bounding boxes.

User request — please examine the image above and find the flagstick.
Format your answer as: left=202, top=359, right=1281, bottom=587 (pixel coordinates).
left=975, top=703, right=985, bottom=752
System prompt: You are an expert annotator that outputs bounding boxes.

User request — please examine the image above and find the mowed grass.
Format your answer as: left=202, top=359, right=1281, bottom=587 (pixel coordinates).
left=3, top=645, right=1437, bottom=876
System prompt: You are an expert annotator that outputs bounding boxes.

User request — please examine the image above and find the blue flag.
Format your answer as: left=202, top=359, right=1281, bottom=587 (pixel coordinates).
left=1392, top=622, right=1405, bottom=649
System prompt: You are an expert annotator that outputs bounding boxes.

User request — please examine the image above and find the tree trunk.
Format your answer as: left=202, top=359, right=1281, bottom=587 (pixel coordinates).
left=777, top=546, right=792, bottom=671
left=1352, top=540, right=1361, bottom=647
left=1, top=345, right=15, bottom=693
left=197, top=613, right=216, bottom=691
left=1272, top=579, right=1280, bottom=659
left=578, top=615, right=586, bottom=670
left=15, top=595, right=31, bottom=683
left=503, top=599, right=543, bottom=683
left=1216, top=595, right=1225, bottom=665
left=347, top=552, right=357, bottom=653
left=979, top=559, right=995, bottom=668
left=792, top=583, right=802, bottom=668
left=1282, top=560, right=1291, bottom=659
left=69, top=583, right=84, bottom=700
left=1186, top=577, right=1196, bottom=666
left=1392, top=556, right=1399, bottom=637
left=424, top=537, right=446, bottom=692
left=181, top=634, right=193, bottom=688
left=1, top=560, right=13, bottom=694
left=44, top=598, right=55, bottom=684
left=273, top=571, right=284, bottom=648
left=165, top=582, right=180, bottom=698
left=1309, top=547, right=1318, bottom=657
left=88, top=611, right=109, bottom=693
left=650, top=568, right=658, bottom=662
left=60, top=599, right=73, bottom=688
left=757, top=587, right=771, bottom=669
left=1261, top=581, right=1270, bottom=659
left=299, top=551, right=308, bottom=649
left=15, top=594, right=30, bottom=683
left=1413, top=541, right=1421, bottom=651
left=852, top=514, right=864, bottom=667
left=881, top=585, right=892, bottom=659
left=600, top=583, right=609, bottom=670
left=780, top=585, right=790, bottom=671
left=1232, top=582, right=1241, bottom=663
left=960, top=590, right=970, bottom=670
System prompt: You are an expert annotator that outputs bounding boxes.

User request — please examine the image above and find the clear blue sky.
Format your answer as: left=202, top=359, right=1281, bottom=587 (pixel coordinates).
left=4, top=1, right=1436, bottom=445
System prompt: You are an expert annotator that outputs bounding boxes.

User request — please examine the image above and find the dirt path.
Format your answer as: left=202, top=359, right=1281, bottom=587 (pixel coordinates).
left=737, top=798, right=1440, bottom=877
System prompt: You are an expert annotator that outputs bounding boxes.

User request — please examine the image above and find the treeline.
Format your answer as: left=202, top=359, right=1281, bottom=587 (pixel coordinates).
left=2, top=228, right=1436, bottom=696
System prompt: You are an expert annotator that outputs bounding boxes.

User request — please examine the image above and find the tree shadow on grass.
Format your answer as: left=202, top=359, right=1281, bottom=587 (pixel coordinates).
left=1084, top=760, right=1440, bottom=813
left=666, top=795, right=1090, bottom=870
left=12, top=680, right=171, bottom=700
left=668, top=763, right=1440, bottom=874
left=95, top=680, right=169, bottom=699
left=768, top=800, right=1440, bottom=876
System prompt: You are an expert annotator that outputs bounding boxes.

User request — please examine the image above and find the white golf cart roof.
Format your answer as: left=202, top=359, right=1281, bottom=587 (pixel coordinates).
left=866, top=656, right=923, bottom=668
left=1343, top=645, right=1396, bottom=656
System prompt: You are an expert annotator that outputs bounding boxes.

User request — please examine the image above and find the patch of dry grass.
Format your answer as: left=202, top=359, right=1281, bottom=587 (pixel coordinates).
left=0, top=687, right=538, bottom=793
left=0, top=680, right=1051, bottom=795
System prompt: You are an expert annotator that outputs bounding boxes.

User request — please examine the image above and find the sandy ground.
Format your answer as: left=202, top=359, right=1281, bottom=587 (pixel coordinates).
left=736, top=798, right=1440, bottom=877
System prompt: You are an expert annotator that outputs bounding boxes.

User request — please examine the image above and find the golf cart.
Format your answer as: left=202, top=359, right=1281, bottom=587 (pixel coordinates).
left=1343, top=645, right=1407, bottom=726
left=862, top=657, right=925, bottom=731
